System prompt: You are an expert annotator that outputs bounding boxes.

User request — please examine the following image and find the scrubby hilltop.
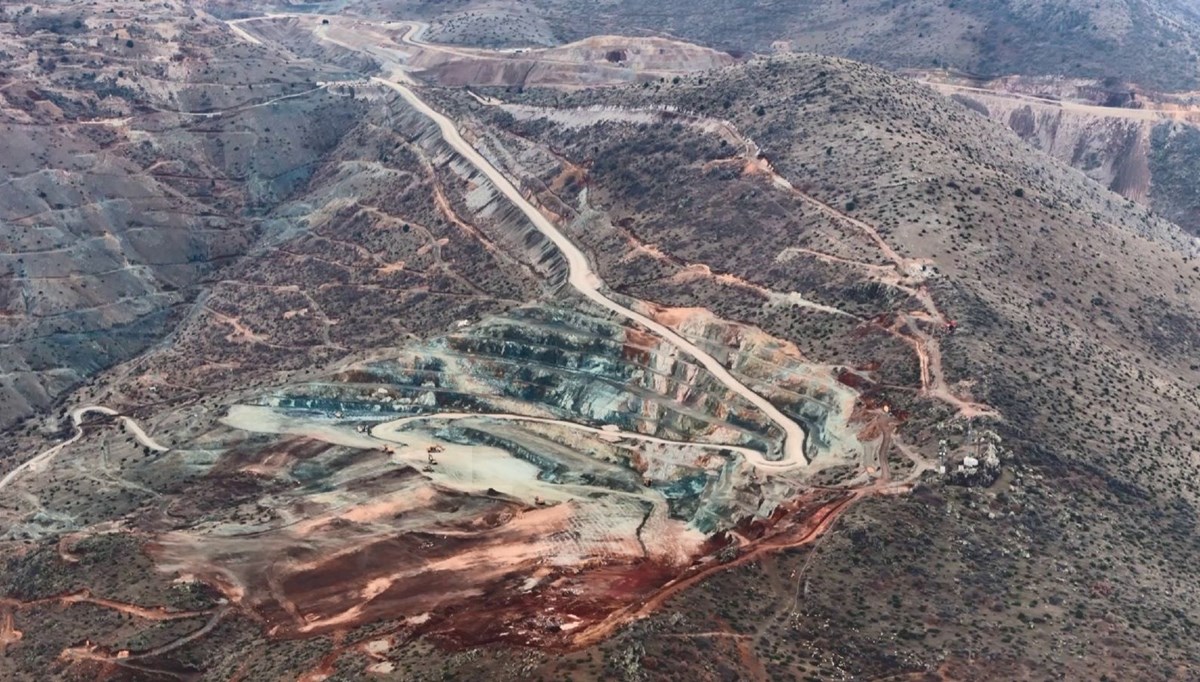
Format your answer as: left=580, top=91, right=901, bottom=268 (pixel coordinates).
left=449, top=0, right=1200, bottom=91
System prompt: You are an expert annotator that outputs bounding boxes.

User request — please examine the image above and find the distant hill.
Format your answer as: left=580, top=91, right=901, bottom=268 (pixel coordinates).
left=427, top=0, right=1200, bottom=91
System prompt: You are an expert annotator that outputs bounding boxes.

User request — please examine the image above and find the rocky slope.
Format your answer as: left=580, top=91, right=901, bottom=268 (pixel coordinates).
left=0, top=1, right=363, bottom=429
left=924, top=73, right=1200, bottom=234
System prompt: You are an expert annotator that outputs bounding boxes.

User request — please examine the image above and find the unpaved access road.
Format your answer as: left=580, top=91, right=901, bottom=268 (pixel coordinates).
left=222, top=13, right=811, bottom=465
left=223, top=12, right=808, bottom=464
left=920, top=80, right=1200, bottom=123
left=372, top=411, right=798, bottom=471
left=368, top=75, right=809, bottom=467
left=0, top=406, right=168, bottom=494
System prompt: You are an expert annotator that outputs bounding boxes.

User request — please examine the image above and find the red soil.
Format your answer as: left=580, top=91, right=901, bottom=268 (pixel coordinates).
left=143, top=478, right=861, bottom=654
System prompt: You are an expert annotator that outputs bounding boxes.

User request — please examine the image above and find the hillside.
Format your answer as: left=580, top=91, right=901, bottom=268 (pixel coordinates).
left=445, top=55, right=1200, bottom=678
left=2, top=6, right=1200, bottom=682
left=0, top=2, right=364, bottom=430
left=917, top=72, right=1200, bottom=235
left=418, top=0, right=1200, bottom=92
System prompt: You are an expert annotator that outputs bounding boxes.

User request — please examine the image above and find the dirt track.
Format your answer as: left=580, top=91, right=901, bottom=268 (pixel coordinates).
left=216, top=19, right=814, bottom=467
left=368, top=74, right=810, bottom=466
left=0, top=406, right=168, bottom=494
left=750, top=145, right=998, bottom=420
left=920, top=79, right=1200, bottom=123
left=469, top=95, right=995, bottom=422
left=224, top=15, right=810, bottom=464
left=373, top=411, right=798, bottom=471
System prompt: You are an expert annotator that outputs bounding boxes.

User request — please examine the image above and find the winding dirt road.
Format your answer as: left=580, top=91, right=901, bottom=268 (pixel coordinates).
left=368, top=75, right=809, bottom=466
left=221, top=14, right=809, bottom=465
left=476, top=96, right=997, bottom=422
left=0, top=407, right=168, bottom=494
left=372, top=411, right=798, bottom=471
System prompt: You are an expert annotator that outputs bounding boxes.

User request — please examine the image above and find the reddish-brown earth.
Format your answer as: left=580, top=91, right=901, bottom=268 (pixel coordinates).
left=141, top=466, right=868, bottom=650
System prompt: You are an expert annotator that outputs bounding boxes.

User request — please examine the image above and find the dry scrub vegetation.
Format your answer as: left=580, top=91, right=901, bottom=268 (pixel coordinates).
left=422, top=55, right=1200, bottom=679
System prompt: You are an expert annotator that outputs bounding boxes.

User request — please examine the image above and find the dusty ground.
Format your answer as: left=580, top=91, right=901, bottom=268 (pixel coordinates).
left=0, top=0, right=364, bottom=430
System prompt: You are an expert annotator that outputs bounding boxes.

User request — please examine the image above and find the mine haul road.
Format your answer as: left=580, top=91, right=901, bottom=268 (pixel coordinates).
left=369, top=75, right=810, bottom=468
left=371, top=411, right=800, bottom=471
left=219, top=13, right=810, bottom=468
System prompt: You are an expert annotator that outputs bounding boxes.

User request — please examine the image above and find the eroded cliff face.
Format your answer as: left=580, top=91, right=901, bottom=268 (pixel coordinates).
left=1148, top=121, right=1200, bottom=232
left=924, top=74, right=1200, bottom=235
left=945, top=89, right=1154, bottom=202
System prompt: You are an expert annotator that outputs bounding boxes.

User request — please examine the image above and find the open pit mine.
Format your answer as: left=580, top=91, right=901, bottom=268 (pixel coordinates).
left=152, top=301, right=877, bottom=647
left=0, top=9, right=984, bottom=673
